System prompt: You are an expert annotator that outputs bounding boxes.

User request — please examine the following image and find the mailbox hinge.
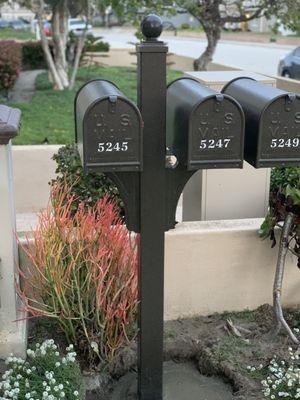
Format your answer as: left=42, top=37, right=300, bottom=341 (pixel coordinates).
left=108, top=95, right=117, bottom=114
left=285, top=93, right=296, bottom=112
left=215, top=94, right=224, bottom=112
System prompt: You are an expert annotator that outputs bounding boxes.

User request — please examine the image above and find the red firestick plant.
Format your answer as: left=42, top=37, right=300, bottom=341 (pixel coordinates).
left=18, top=181, right=139, bottom=365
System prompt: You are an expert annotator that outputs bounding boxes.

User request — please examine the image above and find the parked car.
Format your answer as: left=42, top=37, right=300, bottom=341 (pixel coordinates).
left=9, top=19, right=31, bottom=31
left=0, top=19, right=10, bottom=29
left=278, top=46, right=300, bottom=79
left=68, top=19, right=93, bottom=36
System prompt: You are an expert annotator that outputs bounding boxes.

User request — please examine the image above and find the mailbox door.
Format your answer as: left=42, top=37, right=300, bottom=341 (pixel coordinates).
left=188, top=96, right=244, bottom=170
left=83, top=96, right=143, bottom=172
left=258, top=95, right=300, bottom=167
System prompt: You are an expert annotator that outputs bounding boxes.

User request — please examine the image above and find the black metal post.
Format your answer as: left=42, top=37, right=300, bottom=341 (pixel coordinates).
left=136, top=16, right=168, bottom=400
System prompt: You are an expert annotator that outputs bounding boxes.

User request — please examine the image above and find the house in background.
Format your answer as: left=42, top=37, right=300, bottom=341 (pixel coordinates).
left=160, top=5, right=274, bottom=33
left=161, top=8, right=201, bottom=30
left=0, top=1, right=34, bottom=21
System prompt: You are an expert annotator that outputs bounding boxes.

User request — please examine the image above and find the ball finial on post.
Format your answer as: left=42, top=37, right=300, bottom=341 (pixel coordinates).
left=141, top=14, right=163, bottom=41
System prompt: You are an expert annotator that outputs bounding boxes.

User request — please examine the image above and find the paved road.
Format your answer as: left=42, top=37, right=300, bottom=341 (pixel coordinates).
left=94, top=28, right=295, bottom=76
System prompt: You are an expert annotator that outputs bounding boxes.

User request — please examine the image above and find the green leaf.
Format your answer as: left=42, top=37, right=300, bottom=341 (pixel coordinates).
left=259, top=212, right=276, bottom=239
left=285, top=185, right=300, bottom=205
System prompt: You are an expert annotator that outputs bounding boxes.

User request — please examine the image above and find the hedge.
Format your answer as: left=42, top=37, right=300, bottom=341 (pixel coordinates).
left=22, top=41, right=47, bottom=70
left=0, top=40, right=22, bottom=91
left=22, top=38, right=110, bottom=71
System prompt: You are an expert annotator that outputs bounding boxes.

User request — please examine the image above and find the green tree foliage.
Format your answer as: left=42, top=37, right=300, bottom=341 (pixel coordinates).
left=273, top=0, right=300, bottom=34
left=110, top=0, right=299, bottom=69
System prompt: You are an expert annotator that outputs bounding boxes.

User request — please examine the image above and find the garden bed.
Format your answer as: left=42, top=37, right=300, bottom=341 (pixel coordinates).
left=26, top=304, right=299, bottom=399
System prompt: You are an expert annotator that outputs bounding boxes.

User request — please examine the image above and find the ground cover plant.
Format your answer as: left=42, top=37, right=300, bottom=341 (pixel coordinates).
left=10, top=66, right=182, bottom=145
left=0, top=339, right=84, bottom=400
left=18, top=181, right=139, bottom=366
left=248, top=342, right=300, bottom=399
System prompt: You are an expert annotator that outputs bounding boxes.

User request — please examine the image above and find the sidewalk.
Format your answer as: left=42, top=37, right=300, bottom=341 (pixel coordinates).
left=9, top=70, right=45, bottom=104
left=172, top=30, right=300, bottom=46
left=94, top=26, right=299, bottom=47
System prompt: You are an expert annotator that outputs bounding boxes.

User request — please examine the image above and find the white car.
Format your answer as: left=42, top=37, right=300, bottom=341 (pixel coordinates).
left=68, top=19, right=93, bottom=36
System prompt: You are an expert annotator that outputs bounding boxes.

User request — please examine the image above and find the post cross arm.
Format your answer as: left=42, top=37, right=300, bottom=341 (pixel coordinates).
left=0, top=105, right=21, bottom=145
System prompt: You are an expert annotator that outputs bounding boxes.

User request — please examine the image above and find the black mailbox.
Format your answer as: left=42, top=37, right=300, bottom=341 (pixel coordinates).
left=75, top=79, right=143, bottom=172
left=222, top=77, right=300, bottom=168
left=166, top=77, right=245, bottom=170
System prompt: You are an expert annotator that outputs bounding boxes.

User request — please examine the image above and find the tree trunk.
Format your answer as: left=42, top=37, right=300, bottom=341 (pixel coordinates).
left=273, top=212, right=299, bottom=345
left=69, top=1, right=91, bottom=90
left=194, top=24, right=221, bottom=71
left=52, top=0, right=69, bottom=88
left=36, top=0, right=64, bottom=91
left=69, top=33, right=86, bottom=90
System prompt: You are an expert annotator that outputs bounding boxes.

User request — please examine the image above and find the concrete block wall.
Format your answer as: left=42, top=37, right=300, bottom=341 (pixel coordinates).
left=19, top=219, right=300, bottom=320
left=164, top=219, right=300, bottom=319
left=13, top=145, right=59, bottom=213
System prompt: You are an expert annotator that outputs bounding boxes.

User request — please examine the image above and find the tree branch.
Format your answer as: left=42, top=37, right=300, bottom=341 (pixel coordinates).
left=222, top=7, right=264, bottom=23
left=69, top=0, right=90, bottom=90
left=273, top=212, right=299, bottom=345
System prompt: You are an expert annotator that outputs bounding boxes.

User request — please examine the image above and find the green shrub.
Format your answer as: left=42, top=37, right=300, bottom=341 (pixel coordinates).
left=270, top=167, right=300, bottom=193
left=84, top=35, right=110, bottom=53
left=0, top=340, right=84, bottom=400
left=260, top=167, right=300, bottom=261
left=180, top=23, right=191, bottom=30
left=19, top=184, right=138, bottom=365
left=0, top=40, right=22, bottom=91
left=22, top=41, right=46, bottom=70
left=51, top=144, right=124, bottom=214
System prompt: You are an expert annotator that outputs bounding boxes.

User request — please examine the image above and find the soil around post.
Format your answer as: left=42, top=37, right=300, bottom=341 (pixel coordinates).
left=26, top=304, right=300, bottom=400
left=111, top=361, right=234, bottom=400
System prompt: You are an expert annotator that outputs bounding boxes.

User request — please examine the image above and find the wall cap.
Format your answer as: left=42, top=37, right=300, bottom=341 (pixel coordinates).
left=0, top=105, right=21, bottom=145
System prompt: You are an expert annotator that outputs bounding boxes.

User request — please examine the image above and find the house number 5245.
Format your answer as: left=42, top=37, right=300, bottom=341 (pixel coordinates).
left=98, top=142, right=129, bottom=152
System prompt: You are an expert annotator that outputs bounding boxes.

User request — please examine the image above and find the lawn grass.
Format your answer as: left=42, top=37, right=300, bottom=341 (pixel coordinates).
left=0, top=28, right=35, bottom=41
left=12, top=65, right=182, bottom=145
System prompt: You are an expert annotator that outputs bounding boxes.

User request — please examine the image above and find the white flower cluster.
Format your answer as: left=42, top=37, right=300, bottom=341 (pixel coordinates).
left=0, top=340, right=80, bottom=400
left=249, top=342, right=300, bottom=400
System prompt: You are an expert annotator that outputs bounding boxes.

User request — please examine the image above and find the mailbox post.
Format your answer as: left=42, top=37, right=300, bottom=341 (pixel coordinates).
left=136, top=20, right=167, bottom=399
left=75, top=16, right=169, bottom=399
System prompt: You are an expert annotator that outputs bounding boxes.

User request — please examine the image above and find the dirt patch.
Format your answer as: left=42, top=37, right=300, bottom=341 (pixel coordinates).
left=26, top=305, right=300, bottom=399
left=111, top=361, right=234, bottom=400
